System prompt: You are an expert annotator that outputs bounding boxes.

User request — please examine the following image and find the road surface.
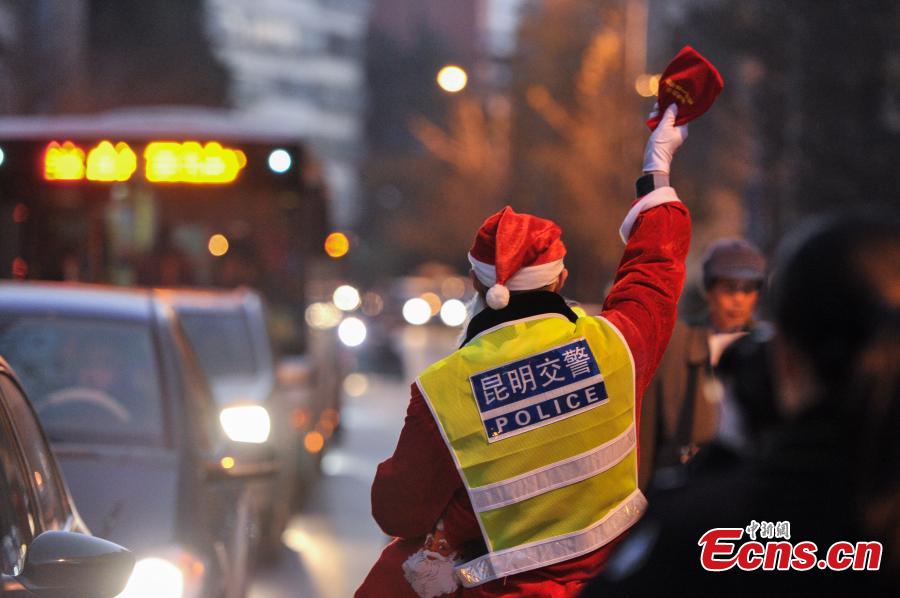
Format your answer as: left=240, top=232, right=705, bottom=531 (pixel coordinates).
left=250, top=325, right=458, bottom=597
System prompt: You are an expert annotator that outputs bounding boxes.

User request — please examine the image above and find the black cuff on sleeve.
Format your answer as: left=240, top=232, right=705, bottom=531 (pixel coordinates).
left=636, top=174, right=655, bottom=198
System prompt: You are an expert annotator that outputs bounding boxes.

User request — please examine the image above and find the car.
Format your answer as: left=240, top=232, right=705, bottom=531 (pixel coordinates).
left=0, top=356, right=134, bottom=597
left=0, top=281, right=276, bottom=598
left=158, top=287, right=314, bottom=560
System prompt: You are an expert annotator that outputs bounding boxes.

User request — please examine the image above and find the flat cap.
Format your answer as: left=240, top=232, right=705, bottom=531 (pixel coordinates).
left=702, top=238, right=766, bottom=288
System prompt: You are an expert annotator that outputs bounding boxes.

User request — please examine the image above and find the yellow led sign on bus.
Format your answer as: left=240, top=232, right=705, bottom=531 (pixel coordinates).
left=42, top=140, right=247, bottom=184
left=86, top=141, right=137, bottom=182
left=144, top=141, right=247, bottom=184
left=44, top=141, right=86, bottom=181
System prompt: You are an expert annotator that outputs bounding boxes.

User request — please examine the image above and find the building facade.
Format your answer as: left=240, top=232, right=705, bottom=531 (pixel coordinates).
left=207, top=0, right=371, bottom=228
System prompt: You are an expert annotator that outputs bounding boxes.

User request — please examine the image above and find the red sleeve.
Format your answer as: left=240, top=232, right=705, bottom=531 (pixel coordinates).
left=371, top=384, right=464, bottom=539
left=600, top=196, right=691, bottom=404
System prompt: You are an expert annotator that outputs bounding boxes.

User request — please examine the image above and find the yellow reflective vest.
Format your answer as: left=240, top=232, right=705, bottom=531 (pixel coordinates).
left=416, top=309, right=646, bottom=587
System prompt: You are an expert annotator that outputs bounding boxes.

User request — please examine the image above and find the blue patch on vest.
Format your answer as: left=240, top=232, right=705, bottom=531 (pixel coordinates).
left=469, top=338, right=608, bottom=442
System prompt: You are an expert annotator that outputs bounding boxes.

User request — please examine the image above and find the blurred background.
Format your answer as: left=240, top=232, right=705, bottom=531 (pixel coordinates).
left=0, top=1, right=897, bottom=597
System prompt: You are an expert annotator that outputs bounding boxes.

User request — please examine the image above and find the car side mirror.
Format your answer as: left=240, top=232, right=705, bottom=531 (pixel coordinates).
left=15, top=531, right=134, bottom=598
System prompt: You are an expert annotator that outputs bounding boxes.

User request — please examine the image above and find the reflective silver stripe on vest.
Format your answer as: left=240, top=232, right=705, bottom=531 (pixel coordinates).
left=456, top=489, right=647, bottom=587
left=469, top=424, right=636, bottom=512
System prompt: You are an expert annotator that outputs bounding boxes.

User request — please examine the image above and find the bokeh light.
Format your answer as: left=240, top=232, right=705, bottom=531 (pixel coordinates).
left=268, top=148, right=292, bottom=173
left=208, top=233, right=229, bottom=256
left=361, top=292, right=384, bottom=316
left=634, top=73, right=661, bottom=97
left=333, top=284, right=361, bottom=311
left=304, top=431, right=325, bottom=454
left=441, top=276, right=467, bottom=299
left=12, top=204, right=28, bottom=224
left=420, top=291, right=442, bottom=316
left=403, top=297, right=432, bottom=325
left=338, top=317, right=367, bottom=347
left=440, top=299, right=467, bottom=327
left=324, top=232, right=350, bottom=258
left=305, top=302, right=342, bottom=329
left=11, top=257, right=27, bottom=279
left=437, top=65, right=468, bottom=93
left=343, top=373, right=370, bottom=397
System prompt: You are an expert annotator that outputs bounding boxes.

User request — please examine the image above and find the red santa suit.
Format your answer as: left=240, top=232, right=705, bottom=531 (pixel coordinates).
left=356, top=185, right=691, bottom=597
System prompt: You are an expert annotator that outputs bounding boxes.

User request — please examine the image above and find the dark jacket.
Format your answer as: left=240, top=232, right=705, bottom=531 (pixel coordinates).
left=585, top=404, right=898, bottom=597
left=639, top=320, right=720, bottom=488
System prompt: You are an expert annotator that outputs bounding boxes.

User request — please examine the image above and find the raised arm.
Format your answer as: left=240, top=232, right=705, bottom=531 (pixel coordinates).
left=601, top=104, right=692, bottom=399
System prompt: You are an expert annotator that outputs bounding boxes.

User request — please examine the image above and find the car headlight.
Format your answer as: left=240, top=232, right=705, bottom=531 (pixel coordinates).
left=219, top=404, right=271, bottom=443
left=117, top=557, right=184, bottom=598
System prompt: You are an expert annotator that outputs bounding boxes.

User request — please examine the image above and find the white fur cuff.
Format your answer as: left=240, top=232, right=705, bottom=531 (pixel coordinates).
left=402, top=549, right=461, bottom=598
left=618, top=186, right=681, bottom=243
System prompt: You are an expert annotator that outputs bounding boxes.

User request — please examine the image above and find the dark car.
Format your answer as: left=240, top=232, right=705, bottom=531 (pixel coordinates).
left=0, top=282, right=274, bottom=598
left=159, top=287, right=313, bottom=559
left=0, top=356, right=134, bottom=597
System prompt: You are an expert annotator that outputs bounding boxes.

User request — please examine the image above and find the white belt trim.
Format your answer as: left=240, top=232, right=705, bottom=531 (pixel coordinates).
left=470, top=424, right=636, bottom=512
left=478, top=373, right=605, bottom=420
left=456, top=488, right=647, bottom=587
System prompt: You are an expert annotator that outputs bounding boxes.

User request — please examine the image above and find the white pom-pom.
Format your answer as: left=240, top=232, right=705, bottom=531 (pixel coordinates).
left=485, top=284, right=510, bottom=309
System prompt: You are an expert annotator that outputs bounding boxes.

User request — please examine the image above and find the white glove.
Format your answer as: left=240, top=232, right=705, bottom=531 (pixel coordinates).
left=642, top=103, right=688, bottom=174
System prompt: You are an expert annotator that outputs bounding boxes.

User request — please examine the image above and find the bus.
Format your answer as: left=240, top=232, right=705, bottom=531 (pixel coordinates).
left=0, top=107, right=344, bottom=462
left=0, top=107, right=332, bottom=354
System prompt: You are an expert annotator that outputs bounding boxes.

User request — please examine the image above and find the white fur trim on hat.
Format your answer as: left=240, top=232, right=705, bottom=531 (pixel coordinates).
left=468, top=256, right=565, bottom=292
left=619, top=186, right=681, bottom=243
left=485, top=284, right=510, bottom=309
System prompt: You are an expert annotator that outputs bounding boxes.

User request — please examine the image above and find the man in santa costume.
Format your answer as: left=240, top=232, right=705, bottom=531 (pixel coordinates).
left=357, top=102, right=691, bottom=597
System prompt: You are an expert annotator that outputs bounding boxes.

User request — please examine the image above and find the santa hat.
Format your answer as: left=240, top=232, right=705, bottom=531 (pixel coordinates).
left=468, top=206, right=566, bottom=310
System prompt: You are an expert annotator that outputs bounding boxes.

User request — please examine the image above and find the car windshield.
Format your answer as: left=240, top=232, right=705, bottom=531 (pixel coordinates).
left=176, top=309, right=258, bottom=381
left=0, top=317, right=165, bottom=445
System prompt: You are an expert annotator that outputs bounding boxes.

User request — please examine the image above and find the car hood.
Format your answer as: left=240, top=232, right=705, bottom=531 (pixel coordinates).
left=52, top=443, right=181, bottom=552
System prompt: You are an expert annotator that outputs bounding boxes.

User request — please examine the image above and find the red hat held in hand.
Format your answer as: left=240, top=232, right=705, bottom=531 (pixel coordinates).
left=468, top=206, right=567, bottom=310
left=647, top=45, right=724, bottom=131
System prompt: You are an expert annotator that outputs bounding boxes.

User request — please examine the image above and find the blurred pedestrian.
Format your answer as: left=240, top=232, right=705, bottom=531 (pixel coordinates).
left=356, top=103, right=691, bottom=597
left=712, top=325, right=780, bottom=455
left=583, top=210, right=900, bottom=596
left=638, top=238, right=767, bottom=486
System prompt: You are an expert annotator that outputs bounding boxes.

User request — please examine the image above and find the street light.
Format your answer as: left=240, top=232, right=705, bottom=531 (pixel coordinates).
left=437, top=65, right=468, bottom=93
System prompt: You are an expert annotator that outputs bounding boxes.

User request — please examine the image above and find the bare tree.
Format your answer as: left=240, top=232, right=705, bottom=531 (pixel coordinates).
left=521, top=6, right=645, bottom=301
left=411, top=95, right=511, bottom=210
